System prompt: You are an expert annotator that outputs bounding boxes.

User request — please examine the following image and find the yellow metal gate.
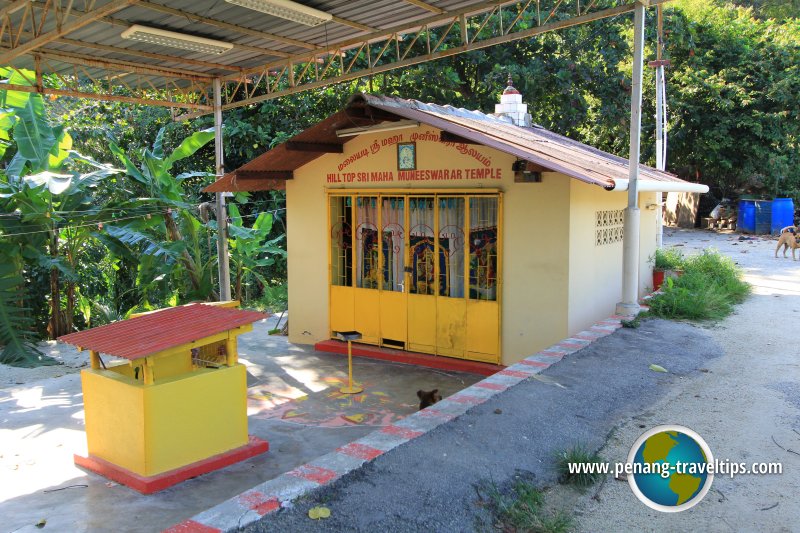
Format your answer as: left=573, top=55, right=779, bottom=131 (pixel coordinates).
left=328, top=190, right=502, bottom=364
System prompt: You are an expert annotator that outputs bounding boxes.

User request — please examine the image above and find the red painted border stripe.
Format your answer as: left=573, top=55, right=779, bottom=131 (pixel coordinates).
left=556, top=342, right=584, bottom=349
left=447, top=394, right=483, bottom=405
left=337, top=442, right=384, bottom=461
left=238, top=491, right=280, bottom=516
left=499, top=369, right=530, bottom=378
left=520, top=360, right=549, bottom=368
left=475, top=381, right=507, bottom=391
left=163, top=520, right=221, bottom=533
left=288, top=464, right=338, bottom=485
left=416, top=409, right=455, bottom=421
left=381, top=425, right=424, bottom=439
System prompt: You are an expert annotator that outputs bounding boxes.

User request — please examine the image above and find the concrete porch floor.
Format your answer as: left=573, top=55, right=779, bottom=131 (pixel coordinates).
left=0, top=316, right=482, bottom=532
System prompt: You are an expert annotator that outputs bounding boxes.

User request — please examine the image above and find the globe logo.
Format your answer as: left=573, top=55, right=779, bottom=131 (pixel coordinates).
left=627, top=425, right=714, bottom=512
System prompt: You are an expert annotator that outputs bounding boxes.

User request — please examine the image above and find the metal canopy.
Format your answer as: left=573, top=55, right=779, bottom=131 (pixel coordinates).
left=0, top=0, right=668, bottom=112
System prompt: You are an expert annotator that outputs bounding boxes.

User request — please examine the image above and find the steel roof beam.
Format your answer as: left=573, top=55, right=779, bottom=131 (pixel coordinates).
left=35, top=48, right=215, bottom=81
left=330, top=15, right=375, bottom=33
left=4, top=23, right=247, bottom=72
left=56, top=37, right=244, bottom=73
left=0, top=81, right=213, bottom=109
left=0, top=0, right=142, bottom=64
left=401, top=0, right=444, bottom=14
left=0, top=0, right=29, bottom=18
left=219, top=0, right=674, bottom=111
left=222, top=0, right=572, bottom=79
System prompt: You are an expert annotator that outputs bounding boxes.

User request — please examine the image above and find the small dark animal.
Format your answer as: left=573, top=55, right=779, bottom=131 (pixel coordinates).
left=417, top=389, right=442, bottom=410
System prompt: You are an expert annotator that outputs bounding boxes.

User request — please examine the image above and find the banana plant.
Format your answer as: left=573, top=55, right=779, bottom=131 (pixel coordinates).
left=212, top=204, right=287, bottom=303
left=0, top=68, right=120, bottom=356
left=105, top=127, right=217, bottom=300
left=0, top=68, right=73, bottom=178
left=1, top=168, right=121, bottom=339
left=0, top=246, right=51, bottom=366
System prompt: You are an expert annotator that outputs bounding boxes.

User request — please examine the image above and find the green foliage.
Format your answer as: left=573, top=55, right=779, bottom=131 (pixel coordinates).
left=0, top=69, right=123, bottom=355
left=621, top=314, right=644, bottom=329
left=104, top=127, right=217, bottom=302
left=250, top=282, right=288, bottom=314
left=652, top=248, right=686, bottom=270
left=728, top=0, right=800, bottom=20
left=556, top=446, right=606, bottom=487
left=0, top=68, right=77, bottom=178
left=487, top=481, right=574, bottom=533
left=0, top=256, right=53, bottom=367
left=220, top=203, right=287, bottom=303
left=664, top=1, right=800, bottom=199
left=647, top=249, right=750, bottom=320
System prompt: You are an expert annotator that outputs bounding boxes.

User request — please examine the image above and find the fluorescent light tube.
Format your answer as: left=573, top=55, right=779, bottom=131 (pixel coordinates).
left=336, top=120, right=420, bottom=138
left=121, top=25, right=233, bottom=55
left=225, top=0, right=333, bottom=27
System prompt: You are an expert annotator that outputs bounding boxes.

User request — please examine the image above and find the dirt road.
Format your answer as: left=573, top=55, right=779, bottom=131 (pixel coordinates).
left=574, top=228, right=800, bottom=532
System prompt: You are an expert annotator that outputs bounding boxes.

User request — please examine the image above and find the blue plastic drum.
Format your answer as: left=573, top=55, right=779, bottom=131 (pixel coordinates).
left=737, top=200, right=755, bottom=233
left=771, top=198, right=795, bottom=234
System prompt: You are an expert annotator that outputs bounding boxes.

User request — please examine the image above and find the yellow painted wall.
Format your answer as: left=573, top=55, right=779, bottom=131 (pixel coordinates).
left=566, top=185, right=660, bottom=333
left=502, top=174, right=570, bottom=361
left=638, top=191, right=659, bottom=294
left=144, top=365, right=247, bottom=475
left=82, top=363, right=248, bottom=477
left=82, top=369, right=146, bottom=474
left=286, top=125, right=656, bottom=365
left=566, top=181, right=626, bottom=334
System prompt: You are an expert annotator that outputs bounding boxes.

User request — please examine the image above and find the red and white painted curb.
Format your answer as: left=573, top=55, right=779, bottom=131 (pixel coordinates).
left=165, top=316, right=628, bottom=532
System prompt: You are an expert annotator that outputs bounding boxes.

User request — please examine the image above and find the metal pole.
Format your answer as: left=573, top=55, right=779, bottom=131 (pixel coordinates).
left=655, top=64, right=665, bottom=248
left=655, top=4, right=665, bottom=249
left=616, top=1, right=646, bottom=317
left=214, top=78, right=232, bottom=301
left=339, top=340, right=363, bottom=394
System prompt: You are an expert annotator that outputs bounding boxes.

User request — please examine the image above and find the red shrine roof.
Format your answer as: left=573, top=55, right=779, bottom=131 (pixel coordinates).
left=58, top=304, right=267, bottom=361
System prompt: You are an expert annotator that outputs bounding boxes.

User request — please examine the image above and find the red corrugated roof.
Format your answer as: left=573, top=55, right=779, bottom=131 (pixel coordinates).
left=58, top=304, right=267, bottom=360
left=204, top=92, right=695, bottom=193
left=358, top=94, right=680, bottom=188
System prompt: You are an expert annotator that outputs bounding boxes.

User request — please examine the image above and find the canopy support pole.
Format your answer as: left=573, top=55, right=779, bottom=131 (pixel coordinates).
left=214, top=78, right=232, bottom=301
left=616, top=1, right=646, bottom=317
left=654, top=4, right=667, bottom=249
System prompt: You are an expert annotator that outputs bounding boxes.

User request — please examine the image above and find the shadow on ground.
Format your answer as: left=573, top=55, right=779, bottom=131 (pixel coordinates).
left=0, top=317, right=481, bottom=533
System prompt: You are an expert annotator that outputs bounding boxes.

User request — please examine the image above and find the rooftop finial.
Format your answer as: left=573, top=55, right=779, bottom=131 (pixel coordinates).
left=494, top=69, right=530, bottom=127
left=502, top=72, right=520, bottom=96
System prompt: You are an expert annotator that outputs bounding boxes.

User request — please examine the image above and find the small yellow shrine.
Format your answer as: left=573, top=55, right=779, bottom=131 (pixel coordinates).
left=59, top=302, right=268, bottom=494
